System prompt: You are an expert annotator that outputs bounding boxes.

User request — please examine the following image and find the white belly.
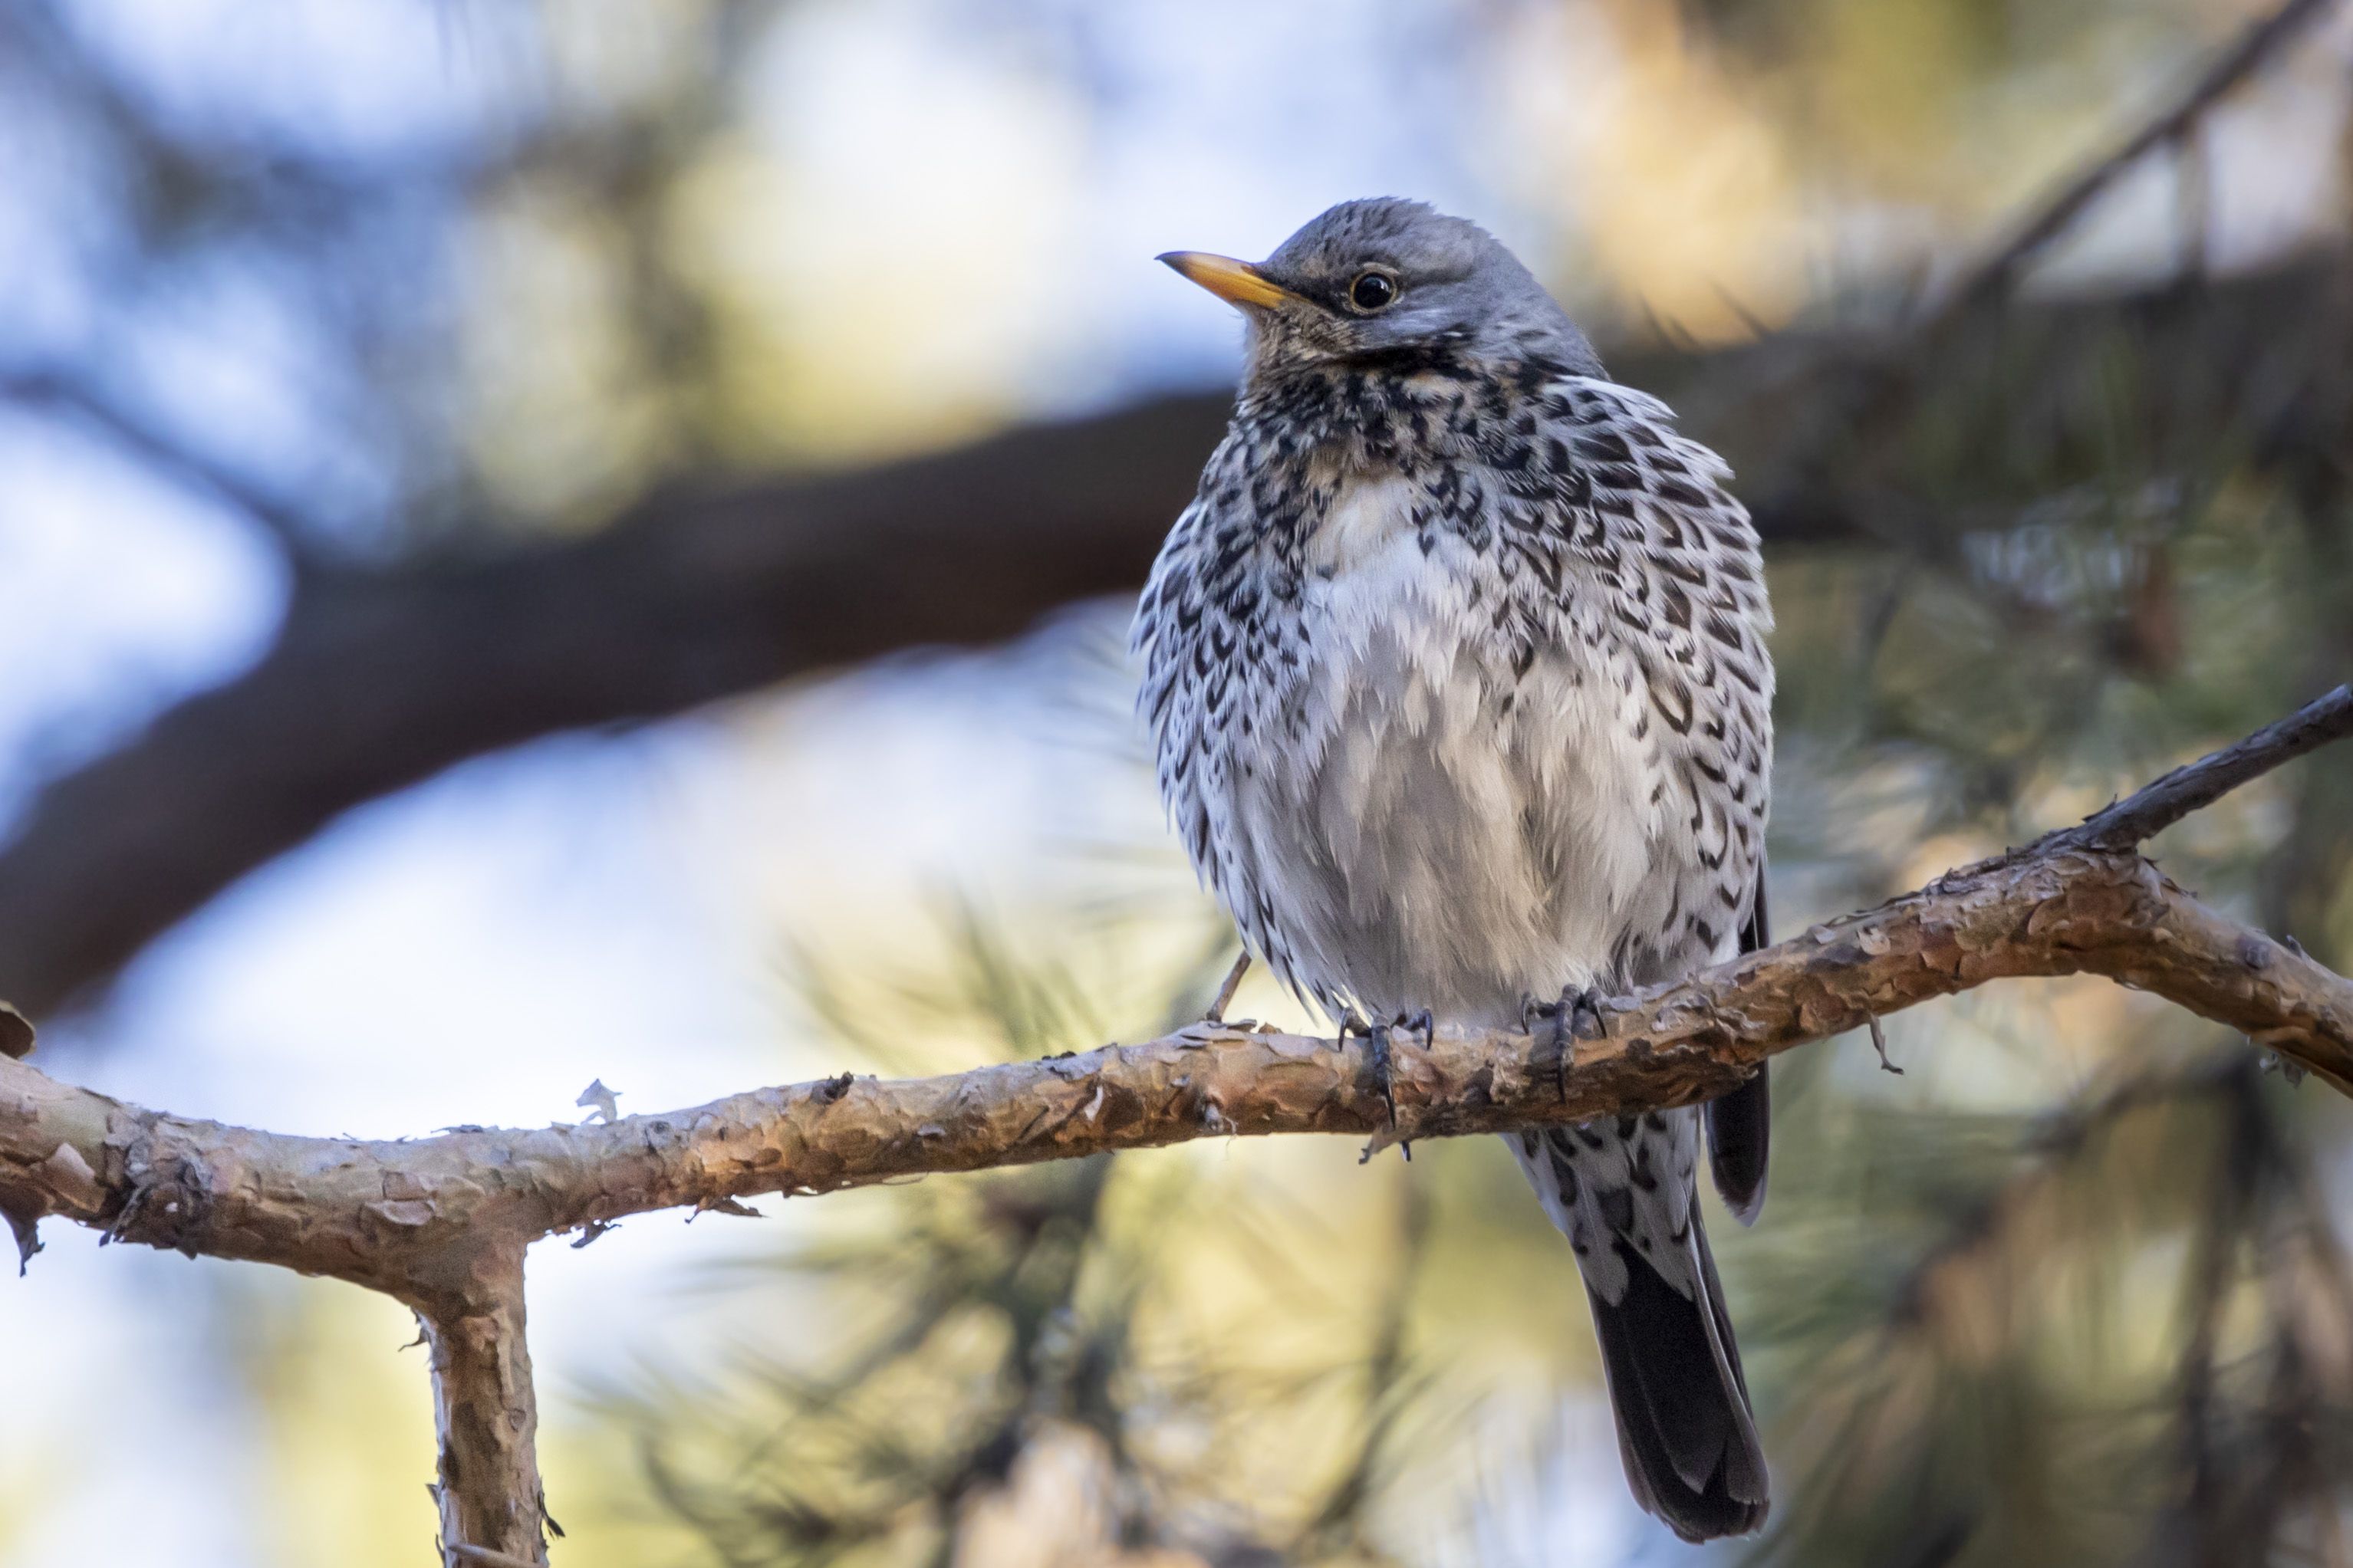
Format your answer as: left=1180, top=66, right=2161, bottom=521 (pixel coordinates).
left=1218, top=481, right=1670, bottom=1026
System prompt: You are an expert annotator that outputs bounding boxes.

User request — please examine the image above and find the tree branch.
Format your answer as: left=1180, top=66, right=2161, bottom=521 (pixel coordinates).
left=1, top=689, right=2349, bottom=1556
left=420, top=1243, right=551, bottom=1568
left=6, top=803, right=2348, bottom=1277
left=2063, top=684, right=2353, bottom=850
left=1939, top=0, right=2339, bottom=317
left=2, top=691, right=2348, bottom=1271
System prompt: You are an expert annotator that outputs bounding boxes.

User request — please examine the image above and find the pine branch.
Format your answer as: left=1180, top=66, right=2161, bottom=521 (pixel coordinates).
left=1, top=690, right=2349, bottom=1562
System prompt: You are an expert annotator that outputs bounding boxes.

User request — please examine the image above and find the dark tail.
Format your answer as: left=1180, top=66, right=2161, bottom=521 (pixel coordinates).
left=1584, top=1211, right=1769, bottom=1542
left=1706, top=864, right=1774, bottom=1224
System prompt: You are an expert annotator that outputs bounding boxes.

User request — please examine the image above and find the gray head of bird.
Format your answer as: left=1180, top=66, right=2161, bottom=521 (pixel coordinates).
left=1160, top=198, right=1604, bottom=386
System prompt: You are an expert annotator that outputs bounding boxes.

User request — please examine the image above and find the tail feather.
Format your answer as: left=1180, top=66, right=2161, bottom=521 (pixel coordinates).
left=1509, top=1115, right=1769, bottom=1542
left=1584, top=1218, right=1768, bottom=1542
left=1706, top=866, right=1774, bottom=1224
left=1706, top=1070, right=1770, bottom=1224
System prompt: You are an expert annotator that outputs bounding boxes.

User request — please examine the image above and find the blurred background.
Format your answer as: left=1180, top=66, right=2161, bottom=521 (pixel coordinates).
left=2, top=0, right=2351, bottom=1563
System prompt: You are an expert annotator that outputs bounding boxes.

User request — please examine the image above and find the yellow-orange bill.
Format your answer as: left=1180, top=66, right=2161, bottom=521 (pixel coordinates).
left=1157, top=251, right=1296, bottom=310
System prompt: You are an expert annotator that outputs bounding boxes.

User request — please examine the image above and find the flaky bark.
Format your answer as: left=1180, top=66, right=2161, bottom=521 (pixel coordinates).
left=0, top=703, right=2344, bottom=1561
left=421, top=1244, right=551, bottom=1568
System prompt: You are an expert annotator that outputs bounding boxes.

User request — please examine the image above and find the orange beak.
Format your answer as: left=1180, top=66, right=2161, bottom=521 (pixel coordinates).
left=1157, top=251, right=1297, bottom=310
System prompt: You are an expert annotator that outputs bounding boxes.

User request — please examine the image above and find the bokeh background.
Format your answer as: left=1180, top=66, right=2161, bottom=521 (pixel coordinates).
left=4, top=0, right=2353, bottom=1563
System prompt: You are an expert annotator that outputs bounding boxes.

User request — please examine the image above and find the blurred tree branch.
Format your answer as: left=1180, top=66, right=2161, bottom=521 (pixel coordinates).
left=0, top=369, right=322, bottom=558
left=2, top=687, right=2349, bottom=1564
left=1931, top=0, right=2339, bottom=322
left=3, top=248, right=2348, bottom=1021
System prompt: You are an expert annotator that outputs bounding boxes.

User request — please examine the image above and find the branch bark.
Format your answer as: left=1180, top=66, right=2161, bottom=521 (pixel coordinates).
left=421, top=1244, right=551, bottom=1568
left=2, top=252, right=2345, bottom=1024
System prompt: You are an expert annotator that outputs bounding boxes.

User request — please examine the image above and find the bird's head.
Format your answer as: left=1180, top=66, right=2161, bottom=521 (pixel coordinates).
left=1160, top=199, right=1601, bottom=386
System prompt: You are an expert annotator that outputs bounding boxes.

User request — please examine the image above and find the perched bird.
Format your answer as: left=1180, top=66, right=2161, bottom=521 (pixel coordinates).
left=1133, top=199, right=1775, bottom=1541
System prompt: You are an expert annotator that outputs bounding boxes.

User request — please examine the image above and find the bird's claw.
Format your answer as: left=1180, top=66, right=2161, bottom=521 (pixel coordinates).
left=1363, top=1009, right=1433, bottom=1162
left=1562, top=985, right=1605, bottom=1042
left=1527, top=985, right=1603, bottom=1103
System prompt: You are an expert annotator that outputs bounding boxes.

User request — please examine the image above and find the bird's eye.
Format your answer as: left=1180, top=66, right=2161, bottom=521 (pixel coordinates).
left=1348, top=271, right=1399, bottom=311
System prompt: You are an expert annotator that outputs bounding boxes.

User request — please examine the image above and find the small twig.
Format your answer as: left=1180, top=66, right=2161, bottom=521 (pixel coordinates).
left=1205, top=951, right=1251, bottom=1024
left=574, top=1079, right=621, bottom=1124
left=1868, top=1016, right=1903, bottom=1075
left=0, top=369, right=321, bottom=557
left=2061, top=685, right=2353, bottom=850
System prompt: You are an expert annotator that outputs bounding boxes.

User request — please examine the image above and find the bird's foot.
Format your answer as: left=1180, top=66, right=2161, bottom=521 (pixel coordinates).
left=1361, top=1009, right=1433, bottom=1164
left=1525, top=985, right=1604, bottom=1103
left=1560, top=985, right=1607, bottom=1042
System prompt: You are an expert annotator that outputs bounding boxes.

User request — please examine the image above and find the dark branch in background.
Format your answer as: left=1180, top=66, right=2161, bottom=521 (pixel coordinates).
left=0, top=370, right=319, bottom=554
left=2, top=689, right=2349, bottom=1564
left=0, top=393, right=1196, bottom=1027
left=2, top=250, right=2348, bottom=1027
left=1935, top=0, right=2339, bottom=319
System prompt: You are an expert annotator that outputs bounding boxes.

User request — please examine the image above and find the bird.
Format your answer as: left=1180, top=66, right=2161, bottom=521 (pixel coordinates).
left=1132, top=199, right=1775, bottom=1541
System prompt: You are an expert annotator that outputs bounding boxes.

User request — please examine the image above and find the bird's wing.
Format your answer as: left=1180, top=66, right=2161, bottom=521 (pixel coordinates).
left=1509, top=375, right=1776, bottom=1220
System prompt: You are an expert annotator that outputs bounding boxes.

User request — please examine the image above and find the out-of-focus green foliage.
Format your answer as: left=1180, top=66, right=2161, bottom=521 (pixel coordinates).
left=600, top=926, right=1463, bottom=1567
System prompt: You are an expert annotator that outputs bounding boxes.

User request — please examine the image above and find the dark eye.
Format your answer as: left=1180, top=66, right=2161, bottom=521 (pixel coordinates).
left=1348, top=270, right=1398, bottom=311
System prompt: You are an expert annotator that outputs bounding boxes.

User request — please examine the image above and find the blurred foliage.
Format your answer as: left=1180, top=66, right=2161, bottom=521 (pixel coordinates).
left=603, top=925, right=1455, bottom=1567
left=12, top=0, right=2339, bottom=541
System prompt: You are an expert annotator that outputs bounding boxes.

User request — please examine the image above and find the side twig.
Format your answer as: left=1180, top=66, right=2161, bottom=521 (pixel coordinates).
left=420, top=1240, right=549, bottom=1568
left=2062, top=684, right=2353, bottom=850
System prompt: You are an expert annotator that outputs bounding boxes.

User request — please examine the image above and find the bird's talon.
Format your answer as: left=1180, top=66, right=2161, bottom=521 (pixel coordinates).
left=1368, top=1018, right=1397, bottom=1125
left=1542, top=992, right=1573, bottom=1103
left=1365, top=1010, right=1433, bottom=1158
